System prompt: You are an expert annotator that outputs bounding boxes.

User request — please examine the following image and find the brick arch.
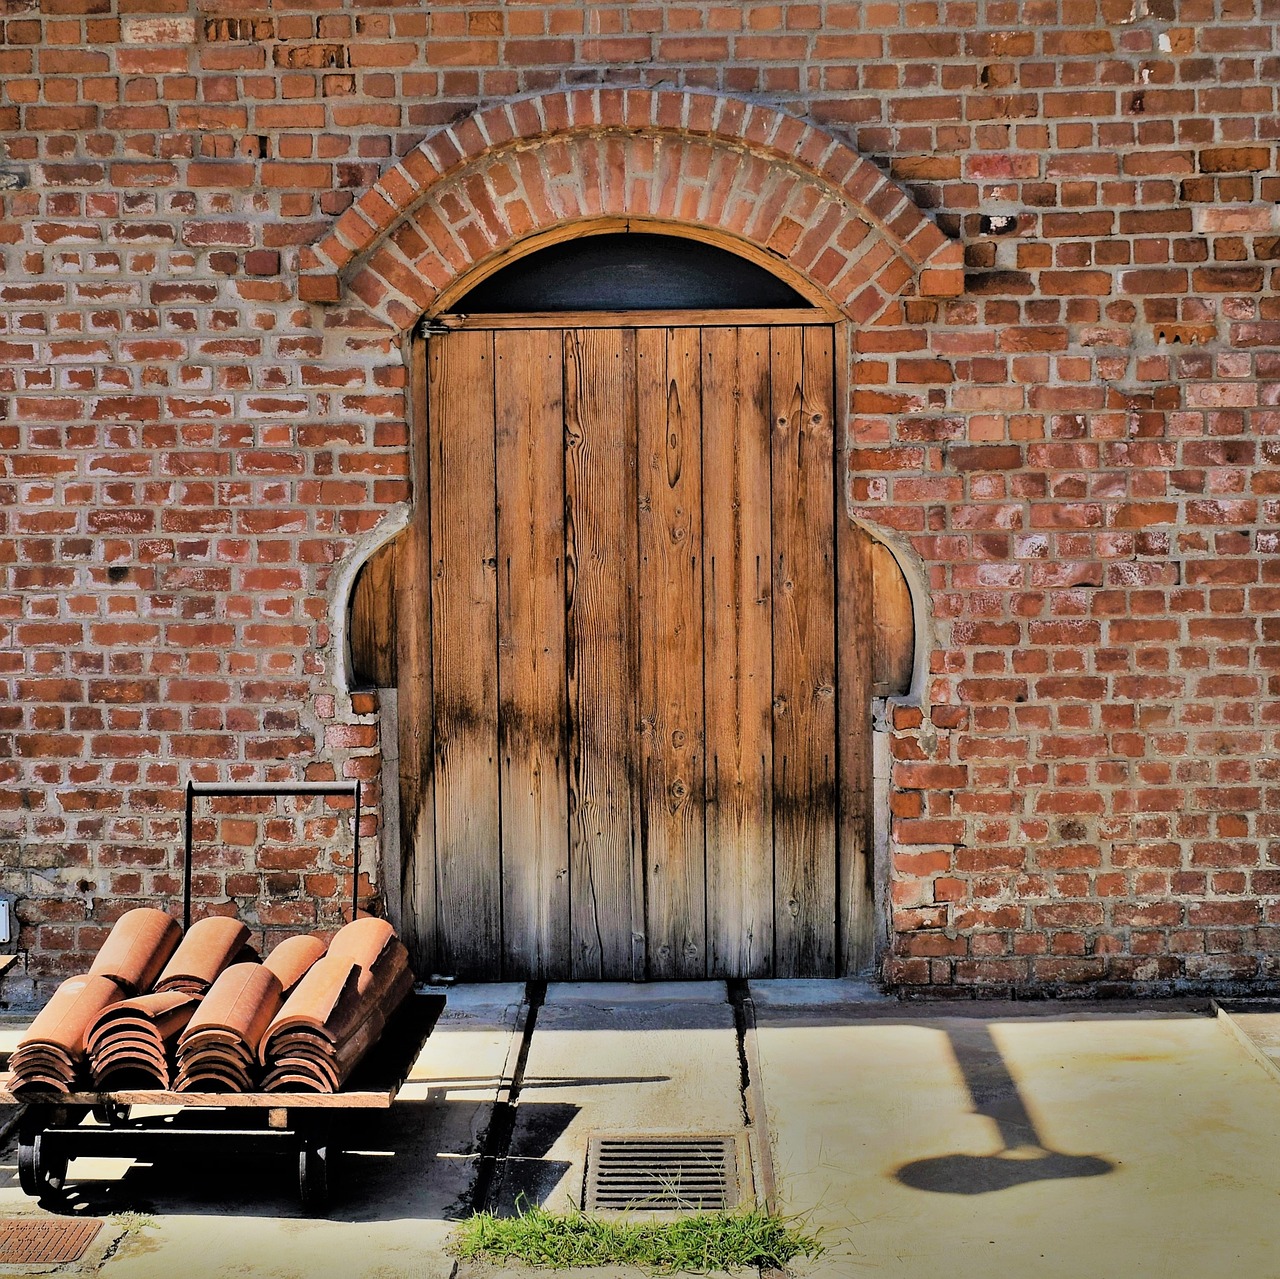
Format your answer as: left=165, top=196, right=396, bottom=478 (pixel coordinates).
left=298, top=89, right=962, bottom=329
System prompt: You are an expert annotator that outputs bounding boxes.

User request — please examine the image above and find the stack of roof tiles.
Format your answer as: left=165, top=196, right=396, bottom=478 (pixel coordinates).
left=151, top=917, right=254, bottom=995
left=8, top=908, right=180, bottom=1094
left=9, top=911, right=411, bottom=1096
left=79, top=917, right=251, bottom=1089
left=174, top=936, right=327, bottom=1092
left=85, top=992, right=200, bottom=1089
left=260, top=918, right=414, bottom=1093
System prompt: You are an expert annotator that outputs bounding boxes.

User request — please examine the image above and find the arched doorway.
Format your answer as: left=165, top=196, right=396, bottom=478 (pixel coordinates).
left=351, top=231, right=914, bottom=981
left=323, top=87, right=958, bottom=981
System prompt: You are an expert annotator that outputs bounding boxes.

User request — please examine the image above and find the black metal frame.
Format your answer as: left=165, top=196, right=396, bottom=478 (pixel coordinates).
left=183, top=780, right=362, bottom=928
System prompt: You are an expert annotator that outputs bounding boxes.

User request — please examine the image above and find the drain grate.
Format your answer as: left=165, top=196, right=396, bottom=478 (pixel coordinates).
left=0, top=1218, right=103, bottom=1264
left=584, top=1134, right=740, bottom=1212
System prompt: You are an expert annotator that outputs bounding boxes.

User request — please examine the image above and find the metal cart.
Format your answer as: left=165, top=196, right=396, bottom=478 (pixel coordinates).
left=1, top=991, right=442, bottom=1212
left=1, top=781, right=444, bottom=1214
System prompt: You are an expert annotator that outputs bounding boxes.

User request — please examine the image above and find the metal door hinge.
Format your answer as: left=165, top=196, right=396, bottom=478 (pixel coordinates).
left=418, top=316, right=454, bottom=338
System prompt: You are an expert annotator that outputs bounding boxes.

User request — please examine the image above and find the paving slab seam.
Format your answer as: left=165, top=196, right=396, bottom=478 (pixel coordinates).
left=470, top=980, right=544, bottom=1214
left=728, top=981, right=776, bottom=1214
left=1212, top=1000, right=1280, bottom=1087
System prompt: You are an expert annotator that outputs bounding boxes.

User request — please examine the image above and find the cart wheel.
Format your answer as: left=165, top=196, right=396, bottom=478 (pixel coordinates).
left=16, top=1136, right=38, bottom=1197
left=92, top=1100, right=131, bottom=1127
left=298, top=1142, right=330, bottom=1215
left=18, top=1133, right=67, bottom=1200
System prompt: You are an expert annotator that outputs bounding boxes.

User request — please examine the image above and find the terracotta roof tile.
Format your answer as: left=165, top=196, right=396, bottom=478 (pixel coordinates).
left=174, top=962, right=284, bottom=1091
left=155, top=917, right=250, bottom=995
left=259, top=934, right=413, bottom=1092
left=86, top=990, right=200, bottom=1089
left=87, top=909, right=181, bottom=995
left=261, top=935, right=326, bottom=995
left=326, top=917, right=395, bottom=970
left=11, top=974, right=124, bottom=1093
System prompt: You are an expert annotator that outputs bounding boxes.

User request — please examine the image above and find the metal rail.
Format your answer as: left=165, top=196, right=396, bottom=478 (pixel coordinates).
left=183, top=780, right=362, bottom=929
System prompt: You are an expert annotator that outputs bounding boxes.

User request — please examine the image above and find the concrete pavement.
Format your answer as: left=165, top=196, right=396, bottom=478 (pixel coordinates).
left=0, top=985, right=1277, bottom=1277
left=749, top=988, right=1280, bottom=1278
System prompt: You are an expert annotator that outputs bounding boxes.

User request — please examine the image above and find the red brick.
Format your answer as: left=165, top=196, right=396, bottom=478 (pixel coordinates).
left=0, top=34, right=1275, bottom=1000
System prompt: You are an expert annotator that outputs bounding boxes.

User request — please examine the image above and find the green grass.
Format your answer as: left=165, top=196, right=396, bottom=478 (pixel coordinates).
left=451, top=1204, right=822, bottom=1272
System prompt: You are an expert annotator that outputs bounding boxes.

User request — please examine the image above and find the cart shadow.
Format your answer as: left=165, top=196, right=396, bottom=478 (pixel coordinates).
left=0, top=1098, right=581, bottom=1224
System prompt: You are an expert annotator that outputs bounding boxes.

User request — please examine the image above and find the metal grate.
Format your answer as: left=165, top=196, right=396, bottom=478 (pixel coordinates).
left=0, top=1218, right=103, bottom=1264
left=583, top=1134, right=740, bottom=1212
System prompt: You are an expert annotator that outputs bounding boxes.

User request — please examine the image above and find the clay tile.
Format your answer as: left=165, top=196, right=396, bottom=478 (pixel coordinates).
left=86, top=991, right=200, bottom=1055
left=92, top=1046, right=168, bottom=1077
left=154, top=917, right=250, bottom=995
left=254, top=919, right=414, bottom=1095
left=176, top=1068, right=248, bottom=1094
left=95, top=1061, right=169, bottom=1089
left=262, top=935, right=327, bottom=995
left=12, top=1044, right=75, bottom=1071
left=326, top=918, right=395, bottom=971
left=18, top=974, right=124, bottom=1063
left=181, top=963, right=283, bottom=1054
left=259, top=955, right=361, bottom=1064
left=263, top=1062, right=333, bottom=1093
left=10, top=1070, right=73, bottom=1095
left=88, top=909, right=182, bottom=995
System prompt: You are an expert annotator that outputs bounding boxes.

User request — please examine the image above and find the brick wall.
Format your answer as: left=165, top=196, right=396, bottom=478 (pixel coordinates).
left=0, top=0, right=1277, bottom=1000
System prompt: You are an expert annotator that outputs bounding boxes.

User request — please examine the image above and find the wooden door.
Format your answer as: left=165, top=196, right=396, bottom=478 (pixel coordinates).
left=401, top=320, right=872, bottom=980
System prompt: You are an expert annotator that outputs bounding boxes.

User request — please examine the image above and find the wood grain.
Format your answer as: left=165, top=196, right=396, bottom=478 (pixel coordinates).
left=871, top=539, right=915, bottom=696
left=839, top=522, right=875, bottom=975
left=495, top=328, right=571, bottom=979
left=397, top=319, right=871, bottom=980
left=702, top=327, right=775, bottom=978
left=636, top=326, right=706, bottom=978
left=349, top=538, right=399, bottom=688
left=397, top=339, right=437, bottom=976
left=564, top=327, right=641, bottom=980
left=428, top=329, right=502, bottom=978
left=770, top=326, right=838, bottom=977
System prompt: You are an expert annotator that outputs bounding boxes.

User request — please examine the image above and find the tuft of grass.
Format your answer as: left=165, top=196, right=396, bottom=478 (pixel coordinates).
left=451, top=1204, right=822, bottom=1272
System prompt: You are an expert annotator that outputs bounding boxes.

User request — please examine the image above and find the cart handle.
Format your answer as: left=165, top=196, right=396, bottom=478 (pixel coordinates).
left=183, top=781, right=362, bottom=931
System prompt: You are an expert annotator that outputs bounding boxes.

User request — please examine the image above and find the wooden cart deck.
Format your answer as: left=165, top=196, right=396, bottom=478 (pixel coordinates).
left=0, top=991, right=444, bottom=1109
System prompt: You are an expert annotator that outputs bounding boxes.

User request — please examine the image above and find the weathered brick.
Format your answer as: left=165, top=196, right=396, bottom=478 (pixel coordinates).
left=0, top=10, right=1275, bottom=1002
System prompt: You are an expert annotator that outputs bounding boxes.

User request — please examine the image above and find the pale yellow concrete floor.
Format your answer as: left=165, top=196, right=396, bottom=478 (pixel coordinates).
left=752, top=999, right=1280, bottom=1279
left=2, top=993, right=1280, bottom=1278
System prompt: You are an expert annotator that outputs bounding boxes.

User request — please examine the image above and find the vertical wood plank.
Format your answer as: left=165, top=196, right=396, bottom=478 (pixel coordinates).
left=702, top=327, right=775, bottom=978
left=495, top=328, right=571, bottom=979
left=770, top=326, right=838, bottom=977
left=398, top=337, right=437, bottom=976
left=871, top=540, right=916, bottom=696
left=349, top=539, right=399, bottom=688
left=564, top=327, right=641, bottom=980
left=636, top=326, right=706, bottom=978
left=839, top=520, right=876, bottom=975
left=429, top=329, right=502, bottom=978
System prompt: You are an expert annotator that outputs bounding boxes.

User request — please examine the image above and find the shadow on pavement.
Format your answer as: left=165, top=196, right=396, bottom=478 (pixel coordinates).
left=894, top=1021, right=1114, bottom=1195
left=0, top=1098, right=580, bottom=1223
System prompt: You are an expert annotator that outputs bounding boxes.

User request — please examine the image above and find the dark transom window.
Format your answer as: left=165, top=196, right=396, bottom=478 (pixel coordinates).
left=449, top=232, right=811, bottom=313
